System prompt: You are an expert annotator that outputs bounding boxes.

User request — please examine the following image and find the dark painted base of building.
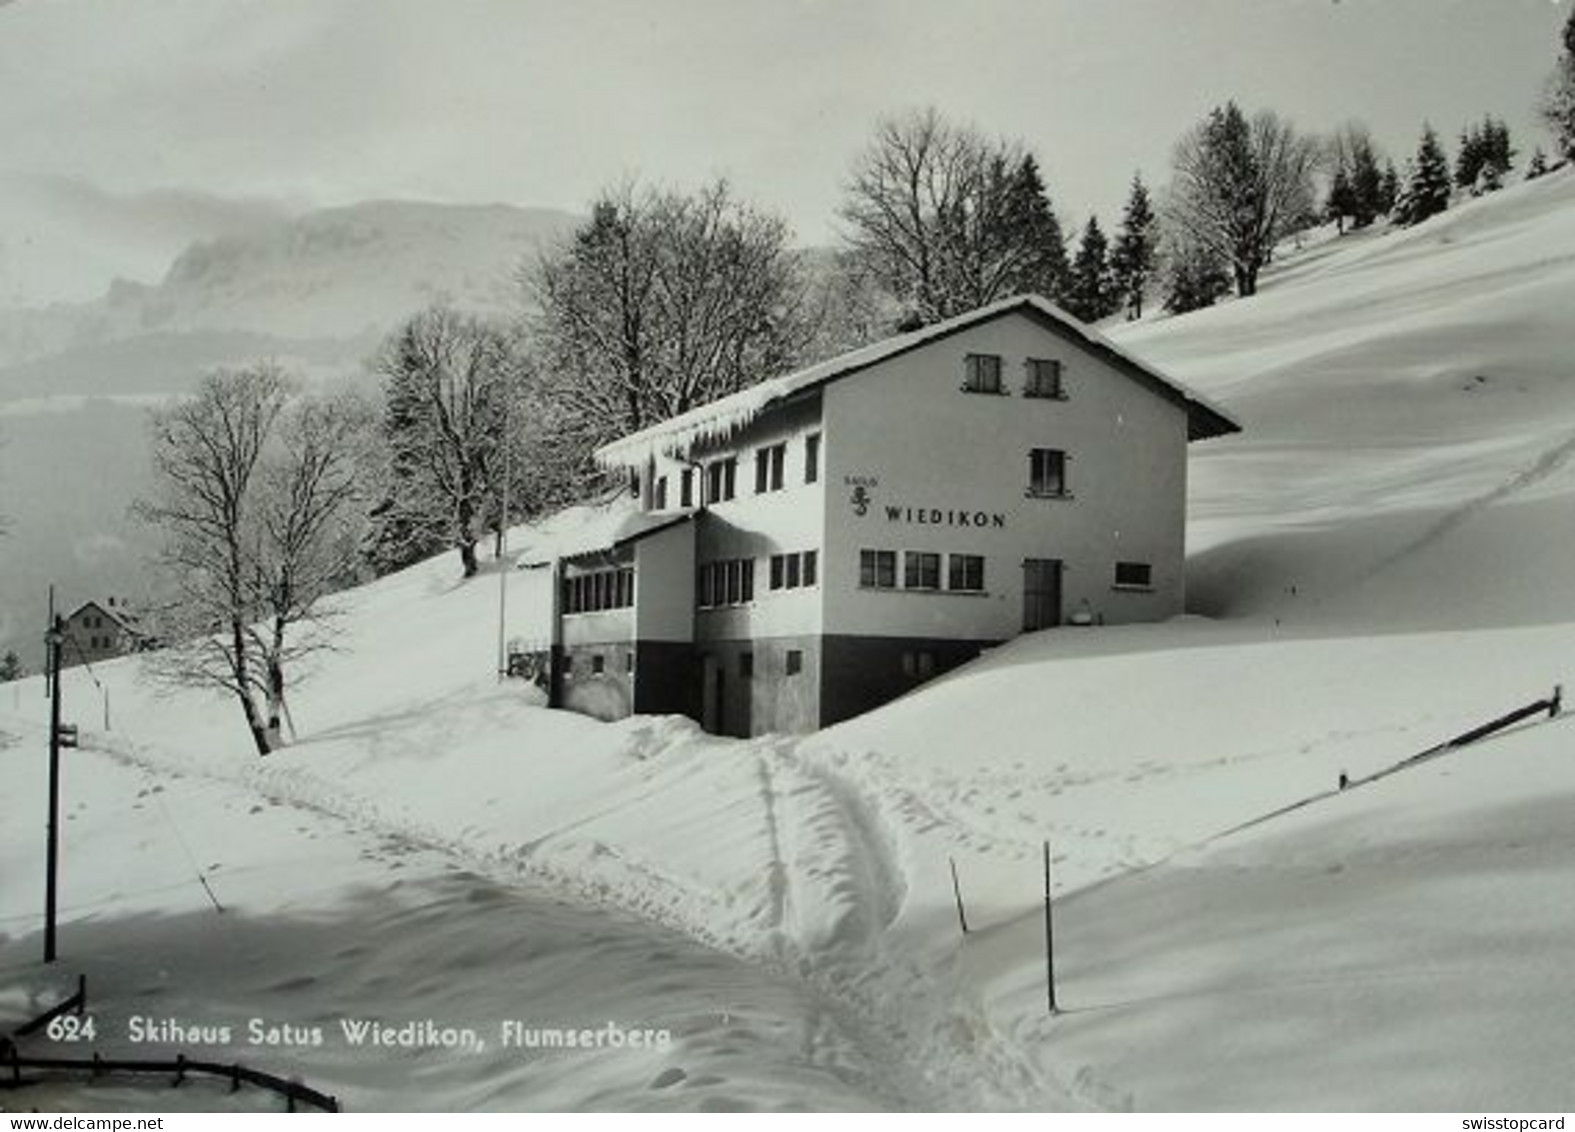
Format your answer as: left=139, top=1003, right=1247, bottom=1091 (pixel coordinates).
left=544, top=633, right=999, bottom=737
left=819, top=634, right=999, bottom=728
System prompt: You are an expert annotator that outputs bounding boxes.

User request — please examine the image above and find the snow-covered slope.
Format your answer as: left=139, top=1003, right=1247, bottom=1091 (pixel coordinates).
left=6, top=172, right=1575, bottom=1111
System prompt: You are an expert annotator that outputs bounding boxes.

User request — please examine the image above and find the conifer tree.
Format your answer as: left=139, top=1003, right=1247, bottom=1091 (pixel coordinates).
left=1377, top=161, right=1400, bottom=216
left=1160, top=231, right=1231, bottom=314
left=1065, top=216, right=1114, bottom=323
left=1005, top=154, right=1071, bottom=302
left=1110, top=174, right=1157, bottom=319
left=1326, top=168, right=1355, bottom=234
left=1526, top=147, right=1550, bottom=179
left=1400, top=126, right=1451, bottom=226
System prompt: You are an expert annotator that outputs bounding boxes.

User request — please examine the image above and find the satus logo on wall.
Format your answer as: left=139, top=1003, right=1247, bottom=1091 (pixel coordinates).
left=845, top=474, right=878, bottom=516
left=845, top=474, right=1007, bottom=529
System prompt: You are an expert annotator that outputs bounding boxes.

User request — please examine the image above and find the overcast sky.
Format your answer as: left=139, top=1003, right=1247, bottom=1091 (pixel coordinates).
left=1, top=0, right=1568, bottom=306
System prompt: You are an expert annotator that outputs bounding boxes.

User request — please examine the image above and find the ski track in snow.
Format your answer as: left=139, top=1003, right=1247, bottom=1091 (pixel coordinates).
left=62, top=723, right=967, bottom=1110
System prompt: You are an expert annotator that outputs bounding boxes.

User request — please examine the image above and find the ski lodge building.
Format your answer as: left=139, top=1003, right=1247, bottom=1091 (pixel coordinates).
left=527, top=294, right=1239, bottom=736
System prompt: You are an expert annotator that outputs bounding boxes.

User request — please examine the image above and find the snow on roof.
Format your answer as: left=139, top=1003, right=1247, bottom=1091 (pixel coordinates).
left=594, top=293, right=1242, bottom=470
left=515, top=503, right=693, bottom=567
left=65, top=599, right=146, bottom=634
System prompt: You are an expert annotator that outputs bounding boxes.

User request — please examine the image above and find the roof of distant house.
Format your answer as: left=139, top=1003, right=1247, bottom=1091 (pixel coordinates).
left=64, top=600, right=146, bottom=635
left=594, top=293, right=1242, bottom=471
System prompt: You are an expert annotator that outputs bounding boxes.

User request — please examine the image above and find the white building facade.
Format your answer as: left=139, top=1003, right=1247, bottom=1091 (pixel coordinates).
left=546, top=295, right=1239, bottom=736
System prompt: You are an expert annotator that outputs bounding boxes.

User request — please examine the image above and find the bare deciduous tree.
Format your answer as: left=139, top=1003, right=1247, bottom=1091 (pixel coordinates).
left=839, top=107, right=1068, bottom=326
left=370, top=306, right=523, bottom=578
left=1166, top=102, right=1319, bottom=298
left=529, top=179, right=817, bottom=471
left=134, top=364, right=369, bottom=755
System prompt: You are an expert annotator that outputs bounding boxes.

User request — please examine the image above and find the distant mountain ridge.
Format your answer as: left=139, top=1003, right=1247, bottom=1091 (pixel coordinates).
left=0, top=199, right=580, bottom=664
left=0, top=199, right=579, bottom=377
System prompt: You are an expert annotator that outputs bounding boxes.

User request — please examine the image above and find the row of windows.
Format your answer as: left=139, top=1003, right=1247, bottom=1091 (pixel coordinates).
left=859, top=550, right=986, bottom=593
left=964, top=354, right=1067, bottom=399
left=696, top=558, right=756, bottom=609
left=768, top=550, right=818, bottom=591
left=655, top=432, right=822, bottom=510
left=859, top=551, right=1153, bottom=592
left=562, top=567, right=634, bottom=615
left=735, top=648, right=805, bottom=678
left=699, top=551, right=1150, bottom=610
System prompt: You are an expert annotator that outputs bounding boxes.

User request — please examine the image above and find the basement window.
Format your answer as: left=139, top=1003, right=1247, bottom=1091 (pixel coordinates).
left=1114, top=561, right=1153, bottom=590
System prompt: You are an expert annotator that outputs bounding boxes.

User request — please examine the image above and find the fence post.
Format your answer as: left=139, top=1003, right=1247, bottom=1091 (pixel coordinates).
left=949, top=856, right=970, bottom=934
left=1551, top=685, right=1563, bottom=718
left=1044, top=840, right=1058, bottom=1015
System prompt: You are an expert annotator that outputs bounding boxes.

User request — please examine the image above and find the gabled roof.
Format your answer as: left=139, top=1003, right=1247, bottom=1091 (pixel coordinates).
left=594, top=293, right=1241, bottom=470
left=65, top=600, right=145, bottom=634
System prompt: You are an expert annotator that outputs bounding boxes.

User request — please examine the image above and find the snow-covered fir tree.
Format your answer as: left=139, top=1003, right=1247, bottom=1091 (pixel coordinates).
left=1111, top=174, right=1157, bottom=319
left=1398, top=126, right=1451, bottom=226
left=1064, top=216, right=1115, bottom=323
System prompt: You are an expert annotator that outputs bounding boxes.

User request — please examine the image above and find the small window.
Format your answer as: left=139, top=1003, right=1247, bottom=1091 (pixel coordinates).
left=770, top=554, right=785, bottom=590
left=963, top=353, right=1003, bottom=394
left=592, top=654, right=605, bottom=675
left=740, top=652, right=754, bottom=678
left=859, top=549, right=896, bottom=589
left=785, top=554, right=801, bottom=588
left=625, top=652, right=635, bottom=674
left=707, top=458, right=737, bottom=503
left=1115, top=561, right=1153, bottom=589
left=1028, top=448, right=1068, bottom=497
left=901, top=650, right=936, bottom=678
left=804, top=433, right=821, bottom=484
left=785, top=649, right=803, bottom=676
left=948, top=554, right=985, bottom=592
left=903, top=551, right=940, bottom=590
left=803, top=550, right=818, bottom=587
left=1025, top=358, right=1065, bottom=399
left=680, top=468, right=694, bottom=508
left=654, top=475, right=668, bottom=511
left=754, top=444, right=785, bottom=494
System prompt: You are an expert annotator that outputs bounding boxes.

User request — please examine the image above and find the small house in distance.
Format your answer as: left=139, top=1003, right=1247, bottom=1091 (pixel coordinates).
left=60, top=598, right=149, bottom=668
left=533, top=293, right=1240, bottom=736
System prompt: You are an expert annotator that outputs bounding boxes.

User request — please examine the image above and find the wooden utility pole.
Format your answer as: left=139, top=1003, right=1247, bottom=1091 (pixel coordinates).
left=1044, top=840, right=1058, bottom=1014
left=495, top=394, right=512, bottom=682
left=44, top=614, right=64, bottom=963
left=949, top=856, right=970, bottom=934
